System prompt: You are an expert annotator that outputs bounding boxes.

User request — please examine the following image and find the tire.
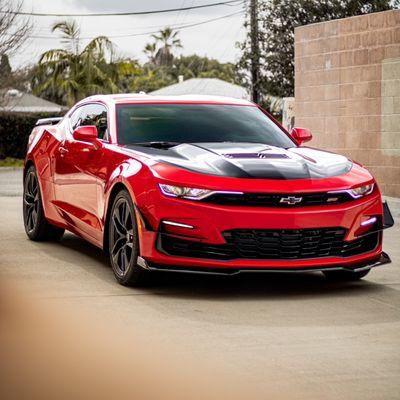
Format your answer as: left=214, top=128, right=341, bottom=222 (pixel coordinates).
left=108, top=189, right=148, bottom=286
left=323, top=268, right=371, bottom=281
left=23, top=165, right=65, bottom=241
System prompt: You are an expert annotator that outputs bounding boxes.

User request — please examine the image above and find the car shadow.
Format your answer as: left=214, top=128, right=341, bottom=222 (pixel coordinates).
left=50, top=233, right=389, bottom=301
left=147, top=269, right=387, bottom=301
left=58, top=232, right=109, bottom=267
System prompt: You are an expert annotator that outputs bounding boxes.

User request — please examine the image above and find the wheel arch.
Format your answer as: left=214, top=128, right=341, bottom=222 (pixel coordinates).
left=23, top=159, right=35, bottom=181
left=103, top=159, right=157, bottom=252
left=103, top=182, right=131, bottom=254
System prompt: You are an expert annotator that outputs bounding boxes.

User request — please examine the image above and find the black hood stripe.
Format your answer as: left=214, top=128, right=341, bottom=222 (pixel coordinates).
left=125, top=142, right=352, bottom=180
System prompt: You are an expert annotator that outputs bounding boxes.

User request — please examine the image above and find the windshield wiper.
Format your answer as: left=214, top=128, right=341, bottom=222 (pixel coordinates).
left=130, top=141, right=181, bottom=149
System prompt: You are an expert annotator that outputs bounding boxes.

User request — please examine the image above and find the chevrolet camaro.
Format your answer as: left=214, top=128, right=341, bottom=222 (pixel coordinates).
left=23, top=94, right=394, bottom=285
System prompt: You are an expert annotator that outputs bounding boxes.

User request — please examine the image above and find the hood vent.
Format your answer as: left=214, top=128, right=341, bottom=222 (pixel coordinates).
left=223, top=153, right=289, bottom=160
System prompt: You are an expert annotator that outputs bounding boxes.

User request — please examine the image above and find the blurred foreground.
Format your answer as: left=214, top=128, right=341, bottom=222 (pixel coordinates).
left=1, top=192, right=400, bottom=400
left=0, top=279, right=280, bottom=400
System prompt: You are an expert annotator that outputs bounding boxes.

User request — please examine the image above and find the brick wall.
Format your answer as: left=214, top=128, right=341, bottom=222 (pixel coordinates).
left=295, top=10, right=400, bottom=197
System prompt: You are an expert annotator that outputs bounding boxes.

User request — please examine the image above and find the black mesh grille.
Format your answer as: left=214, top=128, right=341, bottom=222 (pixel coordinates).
left=203, top=192, right=352, bottom=207
left=160, top=229, right=379, bottom=260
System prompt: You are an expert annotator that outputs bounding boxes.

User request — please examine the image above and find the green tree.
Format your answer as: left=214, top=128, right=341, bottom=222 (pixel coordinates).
left=113, top=58, right=142, bottom=92
left=238, top=0, right=399, bottom=98
left=151, top=27, right=183, bottom=66
left=128, top=54, right=241, bottom=94
left=32, top=21, right=118, bottom=106
left=128, top=66, right=175, bottom=93
left=173, top=55, right=240, bottom=84
left=0, top=53, right=32, bottom=93
left=0, top=53, right=11, bottom=87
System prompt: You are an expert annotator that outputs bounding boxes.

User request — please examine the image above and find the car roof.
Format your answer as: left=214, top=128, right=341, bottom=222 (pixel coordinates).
left=80, top=93, right=255, bottom=107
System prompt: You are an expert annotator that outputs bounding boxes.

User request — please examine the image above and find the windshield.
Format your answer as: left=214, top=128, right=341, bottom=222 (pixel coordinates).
left=116, top=104, right=295, bottom=148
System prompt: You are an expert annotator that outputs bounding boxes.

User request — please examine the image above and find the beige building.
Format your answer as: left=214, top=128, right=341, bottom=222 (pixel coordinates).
left=294, top=10, right=400, bottom=197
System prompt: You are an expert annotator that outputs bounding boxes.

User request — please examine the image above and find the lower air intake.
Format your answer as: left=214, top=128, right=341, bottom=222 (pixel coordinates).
left=160, top=228, right=379, bottom=260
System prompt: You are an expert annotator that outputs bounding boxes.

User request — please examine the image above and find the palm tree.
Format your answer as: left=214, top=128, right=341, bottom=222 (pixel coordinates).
left=33, top=21, right=117, bottom=106
left=151, top=27, right=182, bottom=66
left=143, top=42, right=157, bottom=64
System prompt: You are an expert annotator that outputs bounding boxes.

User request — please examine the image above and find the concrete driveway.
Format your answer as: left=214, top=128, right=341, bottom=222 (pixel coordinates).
left=1, top=168, right=399, bottom=399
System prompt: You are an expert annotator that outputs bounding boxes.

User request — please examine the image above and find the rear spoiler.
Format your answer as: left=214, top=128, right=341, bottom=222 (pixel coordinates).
left=35, top=117, right=63, bottom=127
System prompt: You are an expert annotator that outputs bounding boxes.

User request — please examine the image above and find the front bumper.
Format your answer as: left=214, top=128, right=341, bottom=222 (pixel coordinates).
left=136, top=191, right=393, bottom=272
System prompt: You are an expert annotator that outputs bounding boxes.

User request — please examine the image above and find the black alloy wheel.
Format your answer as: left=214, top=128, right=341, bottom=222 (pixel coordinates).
left=108, top=190, right=147, bottom=285
left=24, top=170, right=39, bottom=234
left=23, top=165, right=65, bottom=241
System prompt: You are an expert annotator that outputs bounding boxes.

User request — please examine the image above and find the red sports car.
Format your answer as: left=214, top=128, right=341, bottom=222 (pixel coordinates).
left=24, top=94, right=394, bottom=285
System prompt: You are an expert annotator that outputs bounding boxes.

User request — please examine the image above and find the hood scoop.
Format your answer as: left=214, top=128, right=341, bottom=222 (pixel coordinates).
left=223, top=153, right=290, bottom=160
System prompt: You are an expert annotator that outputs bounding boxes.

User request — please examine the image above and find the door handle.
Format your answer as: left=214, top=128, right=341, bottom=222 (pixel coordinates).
left=58, top=146, right=68, bottom=155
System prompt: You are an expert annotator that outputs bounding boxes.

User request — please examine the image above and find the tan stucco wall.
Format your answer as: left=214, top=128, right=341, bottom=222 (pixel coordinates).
left=295, top=10, right=400, bottom=196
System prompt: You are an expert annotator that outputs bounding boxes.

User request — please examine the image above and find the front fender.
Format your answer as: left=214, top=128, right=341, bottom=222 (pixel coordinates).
left=103, top=159, right=157, bottom=224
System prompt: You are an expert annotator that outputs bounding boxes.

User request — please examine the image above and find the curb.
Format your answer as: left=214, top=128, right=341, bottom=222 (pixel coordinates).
left=0, top=167, right=23, bottom=171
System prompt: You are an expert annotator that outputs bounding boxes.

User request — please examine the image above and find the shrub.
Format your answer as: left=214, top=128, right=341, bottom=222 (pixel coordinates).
left=0, top=112, right=63, bottom=159
left=0, top=157, right=24, bottom=167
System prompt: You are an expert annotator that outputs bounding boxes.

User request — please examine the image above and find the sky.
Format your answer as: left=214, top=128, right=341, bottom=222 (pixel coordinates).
left=9, top=0, right=246, bottom=69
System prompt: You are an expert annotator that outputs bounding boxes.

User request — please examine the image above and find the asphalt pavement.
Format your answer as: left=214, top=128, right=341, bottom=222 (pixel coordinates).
left=1, top=167, right=399, bottom=399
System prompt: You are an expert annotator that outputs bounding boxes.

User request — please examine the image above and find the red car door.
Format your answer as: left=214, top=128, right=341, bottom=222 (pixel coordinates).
left=53, top=103, right=109, bottom=243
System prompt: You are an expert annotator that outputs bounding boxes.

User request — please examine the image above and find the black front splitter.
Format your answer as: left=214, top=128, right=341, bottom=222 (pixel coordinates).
left=137, top=252, right=391, bottom=276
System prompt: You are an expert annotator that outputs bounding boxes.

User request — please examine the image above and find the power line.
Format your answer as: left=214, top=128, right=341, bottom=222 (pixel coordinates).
left=25, top=10, right=245, bottom=40
left=32, top=2, right=243, bottom=34
left=174, top=0, right=189, bottom=26
left=32, top=13, right=226, bottom=35
left=2, top=0, right=245, bottom=17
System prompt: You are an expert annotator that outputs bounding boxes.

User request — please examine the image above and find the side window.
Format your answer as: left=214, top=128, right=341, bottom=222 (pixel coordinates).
left=70, top=108, right=82, bottom=131
left=71, top=104, right=109, bottom=140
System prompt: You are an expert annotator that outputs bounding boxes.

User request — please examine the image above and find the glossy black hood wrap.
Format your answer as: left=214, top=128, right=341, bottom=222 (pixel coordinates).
left=125, top=142, right=353, bottom=180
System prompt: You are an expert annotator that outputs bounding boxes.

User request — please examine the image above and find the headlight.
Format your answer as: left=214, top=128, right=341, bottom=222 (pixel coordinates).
left=349, top=183, right=374, bottom=198
left=159, top=184, right=213, bottom=200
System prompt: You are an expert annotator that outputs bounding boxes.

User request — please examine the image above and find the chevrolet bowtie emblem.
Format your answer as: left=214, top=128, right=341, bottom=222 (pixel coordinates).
left=280, top=196, right=303, bottom=205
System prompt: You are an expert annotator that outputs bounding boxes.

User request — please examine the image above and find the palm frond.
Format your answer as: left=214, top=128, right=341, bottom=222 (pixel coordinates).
left=83, top=36, right=114, bottom=61
left=52, top=21, right=80, bottom=39
left=39, top=49, right=70, bottom=64
left=52, top=20, right=81, bottom=54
